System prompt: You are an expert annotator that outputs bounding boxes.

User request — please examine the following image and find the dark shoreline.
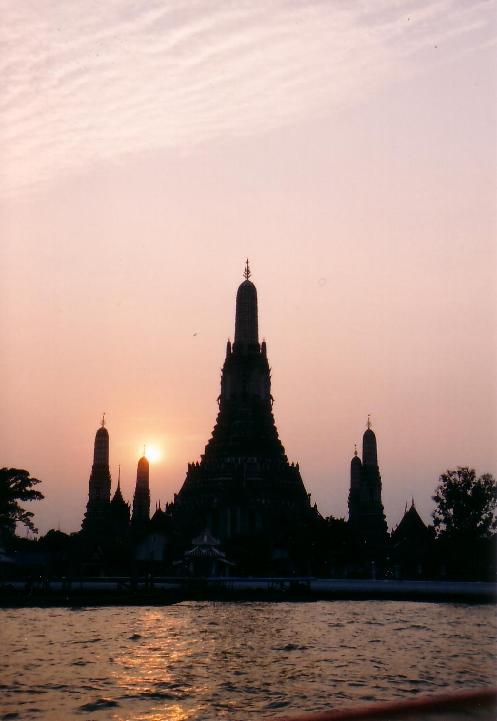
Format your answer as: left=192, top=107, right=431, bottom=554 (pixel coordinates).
left=1, top=578, right=495, bottom=607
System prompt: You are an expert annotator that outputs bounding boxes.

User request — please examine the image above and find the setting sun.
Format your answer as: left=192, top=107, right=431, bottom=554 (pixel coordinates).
left=142, top=445, right=162, bottom=463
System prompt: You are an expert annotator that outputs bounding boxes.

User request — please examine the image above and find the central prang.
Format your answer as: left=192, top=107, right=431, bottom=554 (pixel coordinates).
left=171, top=262, right=315, bottom=573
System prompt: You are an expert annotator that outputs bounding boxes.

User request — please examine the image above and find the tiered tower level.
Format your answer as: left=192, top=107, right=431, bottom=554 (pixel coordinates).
left=82, top=416, right=112, bottom=532
left=173, top=262, right=312, bottom=541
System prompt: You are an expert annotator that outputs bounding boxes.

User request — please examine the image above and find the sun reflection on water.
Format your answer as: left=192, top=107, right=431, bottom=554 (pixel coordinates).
left=130, top=705, right=190, bottom=721
left=1, top=603, right=496, bottom=721
left=111, top=608, right=209, bottom=720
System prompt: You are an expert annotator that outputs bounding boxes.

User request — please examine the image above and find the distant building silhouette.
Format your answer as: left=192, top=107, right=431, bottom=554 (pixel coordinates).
left=174, top=529, right=235, bottom=576
left=391, top=499, right=432, bottom=578
left=133, top=502, right=171, bottom=568
left=81, top=416, right=112, bottom=533
left=132, top=453, right=150, bottom=533
left=348, top=418, right=388, bottom=549
left=81, top=420, right=144, bottom=541
left=171, top=261, right=315, bottom=553
left=76, top=267, right=399, bottom=574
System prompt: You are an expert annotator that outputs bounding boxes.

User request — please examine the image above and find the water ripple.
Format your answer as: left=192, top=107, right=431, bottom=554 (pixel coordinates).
left=0, top=602, right=495, bottom=720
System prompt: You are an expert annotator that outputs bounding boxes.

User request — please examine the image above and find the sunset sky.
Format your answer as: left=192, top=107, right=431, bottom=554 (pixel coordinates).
left=1, top=0, right=495, bottom=535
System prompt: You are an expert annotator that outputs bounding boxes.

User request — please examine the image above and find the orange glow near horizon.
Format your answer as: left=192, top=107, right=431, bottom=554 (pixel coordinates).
left=0, top=2, right=495, bottom=536
left=143, top=445, right=162, bottom=464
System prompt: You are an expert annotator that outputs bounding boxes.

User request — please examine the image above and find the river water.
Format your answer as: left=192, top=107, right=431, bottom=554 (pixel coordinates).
left=1, top=601, right=496, bottom=720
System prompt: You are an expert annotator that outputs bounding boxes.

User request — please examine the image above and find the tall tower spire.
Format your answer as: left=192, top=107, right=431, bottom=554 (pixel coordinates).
left=93, top=421, right=109, bottom=465
left=363, top=417, right=378, bottom=466
left=112, top=465, right=125, bottom=503
left=348, top=443, right=363, bottom=526
left=234, top=260, right=258, bottom=347
left=348, top=419, right=387, bottom=550
left=174, top=264, right=312, bottom=556
left=132, top=453, right=150, bottom=533
left=82, top=418, right=112, bottom=533
left=110, top=463, right=130, bottom=535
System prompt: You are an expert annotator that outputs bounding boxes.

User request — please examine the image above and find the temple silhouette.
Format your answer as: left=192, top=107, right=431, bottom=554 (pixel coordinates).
left=79, top=262, right=393, bottom=574
left=171, top=260, right=316, bottom=551
left=82, top=420, right=151, bottom=539
left=2, top=266, right=494, bottom=585
left=348, top=418, right=388, bottom=550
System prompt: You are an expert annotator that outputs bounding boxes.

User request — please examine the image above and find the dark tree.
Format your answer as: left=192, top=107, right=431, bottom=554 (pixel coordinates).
left=0, top=468, right=44, bottom=539
left=38, top=529, right=70, bottom=550
left=432, top=467, right=497, bottom=580
left=432, top=467, right=497, bottom=541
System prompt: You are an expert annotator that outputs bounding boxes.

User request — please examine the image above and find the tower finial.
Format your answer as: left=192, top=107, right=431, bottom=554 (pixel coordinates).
left=354, top=443, right=358, bottom=457
left=117, top=464, right=121, bottom=489
left=363, top=414, right=378, bottom=465
left=102, top=412, right=106, bottom=427
left=235, top=260, right=258, bottom=345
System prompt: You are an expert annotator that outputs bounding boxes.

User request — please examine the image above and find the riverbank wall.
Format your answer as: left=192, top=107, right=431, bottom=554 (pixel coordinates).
left=1, top=577, right=495, bottom=606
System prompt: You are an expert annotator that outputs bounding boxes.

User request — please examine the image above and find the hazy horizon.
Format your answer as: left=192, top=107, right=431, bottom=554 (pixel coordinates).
left=1, top=0, right=495, bottom=535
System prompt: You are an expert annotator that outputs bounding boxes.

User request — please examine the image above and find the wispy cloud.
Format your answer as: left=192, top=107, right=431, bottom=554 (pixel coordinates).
left=0, top=0, right=493, bottom=194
